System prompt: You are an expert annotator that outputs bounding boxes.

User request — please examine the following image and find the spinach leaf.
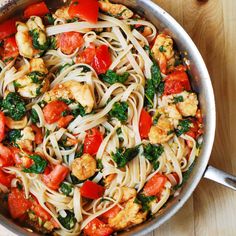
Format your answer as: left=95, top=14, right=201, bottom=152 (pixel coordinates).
left=100, top=70, right=129, bottom=85
left=151, top=63, right=162, bottom=88
left=78, top=65, right=91, bottom=73
left=143, top=143, right=164, bottom=170
left=1, top=92, right=26, bottom=121
left=173, top=95, right=184, bottom=104
left=48, top=36, right=57, bottom=50
left=44, top=13, right=55, bottom=25
left=75, top=144, right=84, bottom=158
left=71, top=103, right=86, bottom=117
left=70, top=174, right=85, bottom=184
left=59, top=182, right=73, bottom=196
left=23, top=154, right=47, bottom=174
left=112, top=146, right=140, bottom=168
left=175, top=119, right=192, bottom=137
left=57, top=63, right=74, bottom=74
left=28, top=71, right=44, bottom=84
left=29, top=29, right=49, bottom=51
left=134, top=194, right=156, bottom=212
left=144, top=79, right=155, bottom=107
left=58, top=210, right=76, bottom=230
left=59, top=98, right=74, bottom=105
left=7, top=129, right=22, bottom=143
left=30, top=108, right=39, bottom=124
left=97, top=159, right=103, bottom=170
left=109, top=102, right=128, bottom=123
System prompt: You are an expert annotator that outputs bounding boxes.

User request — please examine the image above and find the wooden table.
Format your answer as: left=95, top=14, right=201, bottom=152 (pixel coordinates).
left=1, top=0, right=236, bottom=235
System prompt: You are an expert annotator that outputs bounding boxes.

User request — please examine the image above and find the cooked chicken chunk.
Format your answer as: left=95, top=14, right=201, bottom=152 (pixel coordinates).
left=71, top=154, right=96, bottom=181
left=16, top=16, right=47, bottom=59
left=164, top=105, right=182, bottom=120
left=176, top=91, right=198, bottom=117
left=108, top=198, right=147, bottom=230
left=15, top=58, right=49, bottom=98
left=16, top=126, right=35, bottom=152
left=54, top=6, right=70, bottom=20
left=5, top=116, right=28, bottom=130
left=44, top=81, right=94, bottom=113
left=148, top=116, right=174, bottom=144
left=114, top=187, right=137, bottom=203
left=99, top=1, right=133, bottom=19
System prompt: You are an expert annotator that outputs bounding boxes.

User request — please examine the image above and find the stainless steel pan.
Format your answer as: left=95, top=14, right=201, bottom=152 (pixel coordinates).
left=0, top=0, right=235, bottom=235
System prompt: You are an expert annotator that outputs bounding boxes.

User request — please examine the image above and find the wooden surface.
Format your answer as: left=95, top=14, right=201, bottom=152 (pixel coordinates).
left=1, top=0, right=236, bottom=235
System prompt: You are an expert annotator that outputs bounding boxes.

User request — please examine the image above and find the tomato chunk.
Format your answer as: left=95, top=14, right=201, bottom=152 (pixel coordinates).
left=42, top=164, right=69, bottom=190
left=91, top=45, right=112, bottom=75
left=0, top=143, right=14, bottom=167
left=24, top=2, right=49, bottom=18
left=83, top=128, right=103, bottom=156
left=76, top=43, right=96, bottom=64
left=0, top=169, right=14, bottom=187
left=8, top=188, right=31, bottom=219
left=99, top=205, right=121, bottom=223
left=80, top=181, right=105, bottom=199
left=164, top=71, right=191, bottom=95
left=0, top=112, right=6, bottom=142
left=57, top=32, right=84, bottom=55
left=139, top=109, right=152, bottom=139
left=43, top=100, right=70, bottom=124
left=57, top=115, right=74, bottom=128
left=31, top=124, right=43, bottom=144
left=68, top=0, right=99, bottom=24
left=31, top=196, right=51, bottom=221
left=0, top=18, right=17, bottom=40
left=1, top=36, right=19, bottom=62
left=143, top=173, right=167, bottom=197
left=84, top=218, right=114, bottom=236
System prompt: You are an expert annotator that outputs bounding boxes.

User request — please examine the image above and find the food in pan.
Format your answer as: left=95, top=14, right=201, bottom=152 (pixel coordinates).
left=0, top=0, right=203, bottom=235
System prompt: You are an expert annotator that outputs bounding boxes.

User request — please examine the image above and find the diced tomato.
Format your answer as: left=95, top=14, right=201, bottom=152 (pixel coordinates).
left=24, top=2, right=49, bottom=18
left=80, top=181, right=105, bottom=199
left=31, top=196, right=51, bottom=221
left=84, top=218, right=114, bottom=236
left=0, top=143, right=14, bottom=167
left=30, top=124, right=43, bottom=144
left=76, top=43, right=96, bottom=64
left=0, top=169, right=14, bottom=187
left=99, top=205, right=121, bottom=223
left=42, top=164, right=69, bottom=190
left=57, top=32, right=84, bottom=55
left=0, top=112, right=6, bottom=142
left=139, top=109, right=152, bottom=139
left=186, top=118, right=199, bottom=139
left=143, top=173, right=167, bottom=197
left=57, top=115, right=74, bottom=128
left=83, top=128, right=103, bottom=156
left=164, top=71, right=191, bottom=95
left=1, top=36, right=19, bottom=62
left=91, top=45, right=112, bottom=75
left=43, top=100, right=70, bottom=124
left=8, top=188, right=32, bottom=219
left=0, top=18, right=17, bottom=40
left=68, top=0, right=99, bottom=24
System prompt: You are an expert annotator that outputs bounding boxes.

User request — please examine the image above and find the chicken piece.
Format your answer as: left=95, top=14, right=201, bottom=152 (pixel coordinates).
left=142, top=26, right=153, bottom=37
left=44, top=81, right=94, bottom=113
left=15, top=58, right=49, bottom=98
left=114, top=187, right=137, bottom=203
left=108, top=198, right=147, bottom=230
left=151, top=34, right=175, bottom=74
left=16, top=16, right=47, bottom=59
left=176, top=92, right=198, bottom=117
left=16, top=126, right=35, bottom=152
left=105, top=173, right=116, bottom=186
left=164, top=105, right=182, bottom=120
left=71, top=154, right=97, bottom=181
left=5, top=116, right=28, bottom=130
left=148, top=116, right=174, bottom=144
left=54, top=6, right=70, bottom=20
left=99, top=1, right=133, bottom=19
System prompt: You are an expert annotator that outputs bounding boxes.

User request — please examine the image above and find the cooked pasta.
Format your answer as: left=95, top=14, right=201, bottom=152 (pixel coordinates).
left=0, top=1, right=203, bottom=235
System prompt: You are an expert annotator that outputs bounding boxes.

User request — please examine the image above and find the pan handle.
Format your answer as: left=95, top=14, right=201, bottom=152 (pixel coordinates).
left=204, top=165, right=236, bottom=190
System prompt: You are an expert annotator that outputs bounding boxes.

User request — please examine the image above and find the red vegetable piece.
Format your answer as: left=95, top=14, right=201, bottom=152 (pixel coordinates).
left=80, top=181, right=105, bottom=199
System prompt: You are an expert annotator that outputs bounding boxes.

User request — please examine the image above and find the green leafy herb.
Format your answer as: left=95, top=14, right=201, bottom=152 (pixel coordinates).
left=62, top=110, right=69, bottom=117
left=78, top=65, right=91, bottom=73
left=173, top=95, right=184, bottom=104
left=135, top=25, right=145, bottom=33
left=29, top=29, right=49, bottom=51
left=13, top=81, right=22, bottom=88
left=66, top=17, right=79, bottom=23
left=97, top=159, right=103, bottom=170
left=116, top=8, right=127, bottom=17
left=151, top=63, right=162, bottom=88
left=159, top=45, right=166, bottom=52
left=100, top=70, right=129, bottom=85
left=7, top=129, right=22, bottom=143
left=176, top=119, right=192, bottom=137
left=28, top=71, right=44, bottom=84
left=48, top=36, right=57, bottom=50
left=143, top=143, right=164, bottom=170
left=71, top=103, right=86, bottom=117
left=59, top=98, right=74, bottom=105
left=144, top=79, right=155, bottom=107
left=112, top=146, right=140, bottom=168
left=134, top=194, right=156, bottom=212
left=1, top=92, right=26, bottom=121
left=17, top=182, right=23, bottom=190
left=70, top=174, right=84, bottom=184
left=109, top=102, right=128, bottom=123
left=23, top=154, right=47, bottom=174
left=44, top=13, right=55, bottom=25
left=153, top=113, right=161, bottom=125
left=57, top=63, right=74, bottom=74
left=59, top=182, right=73, bottom=196
left=116, top=127, right=122, bottom=135
left=36, top=84, right=43, bottom=95
left=157, top=81, right=165, bottom=95
left=58, top=210, right=76, bottom=230
left=75, top=144, right=84, bottom=158
left=30, top=108, right=39, bottom=124
left=3, top=57, right=14, bottom=63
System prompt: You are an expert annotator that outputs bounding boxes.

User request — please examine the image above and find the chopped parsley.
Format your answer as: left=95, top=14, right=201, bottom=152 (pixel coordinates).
left=23, top=154, right=47, bottom=174
left=7, top=129, right=22, bottom=144
left=71, top=103, right=86, bottom=117
left=100, top=70, right=129, bottom=85
left=58, top=210, right=76, bottom=230
left=59, top=182, right=73, bottom=196
left=134, top=194, right=156, bottom=212
left=29, top=29, right=49, bottom=51
left=173, top=95, right=184, bottom=104
left=109, top=102, right=128, bottom=123
left=28, top=71, right=45, bottom=84
left=175, top=119, right=192, bottom=137
left=159, top=45, right=166, bottom=52
left=30, top=108, right=39, bottom=124
left=44, top=13, right=55, bottom=25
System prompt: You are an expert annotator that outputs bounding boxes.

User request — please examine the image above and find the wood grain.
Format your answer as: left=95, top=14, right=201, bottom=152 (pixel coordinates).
left=1, top=0, right=236, bottom=236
